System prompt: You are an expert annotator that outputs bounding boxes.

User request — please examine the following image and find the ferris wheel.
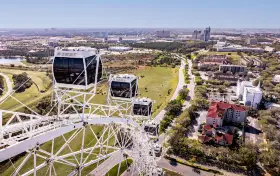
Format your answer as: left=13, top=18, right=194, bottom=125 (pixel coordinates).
left=0, top=46, right=161, bottom=176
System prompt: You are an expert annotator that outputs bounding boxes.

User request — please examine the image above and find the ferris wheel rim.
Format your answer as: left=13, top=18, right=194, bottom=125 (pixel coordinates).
left=2, top=117, right=154, bottom=176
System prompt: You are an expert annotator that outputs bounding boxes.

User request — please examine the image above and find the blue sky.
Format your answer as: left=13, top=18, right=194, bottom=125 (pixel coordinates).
left=0, top=0, right=279, bottom=28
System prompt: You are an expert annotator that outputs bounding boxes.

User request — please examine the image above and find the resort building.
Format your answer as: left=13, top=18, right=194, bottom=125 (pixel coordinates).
left=206, top=102, right=247, bottom=127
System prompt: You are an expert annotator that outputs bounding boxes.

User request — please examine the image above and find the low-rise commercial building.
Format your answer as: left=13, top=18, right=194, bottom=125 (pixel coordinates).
left=215, top=41, right=265, bottom=53
left=246, top=38, right=258, bottom=45
left=219, top=65, right=246, bottom=74
left=208, top=72, right=241, bottom=85
left=237, top=80, right=262, bottom=108
left=199, top=55, right=228, bottom=66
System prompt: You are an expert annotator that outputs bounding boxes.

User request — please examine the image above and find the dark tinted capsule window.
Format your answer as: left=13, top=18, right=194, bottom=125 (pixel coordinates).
left=111, top=81, right=131, bottom=98
left=53, top=57, right=85, bottom=85
left=85, top=55, right=102, bottom=84
left=133, top=103, right=151, bottom=116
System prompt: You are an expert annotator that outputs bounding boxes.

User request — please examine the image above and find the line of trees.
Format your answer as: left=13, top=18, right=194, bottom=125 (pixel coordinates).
left=130, top=41, right=214, bottom=54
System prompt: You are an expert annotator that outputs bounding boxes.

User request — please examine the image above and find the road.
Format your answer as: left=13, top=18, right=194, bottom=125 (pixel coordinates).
left=0, top=73, right=13, bottom=103
left=89, top=151, right=122, bottom=176
left=158, top=158, right=213, bottom=176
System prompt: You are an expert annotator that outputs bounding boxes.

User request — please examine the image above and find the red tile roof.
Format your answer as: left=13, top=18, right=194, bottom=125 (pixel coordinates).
left=198, top=135, right=212, bottom=143
left=207, top=101, right=247, bottom=119
left=204, top=125, right=212, bottom=131
left=224, top=133, right=233, bottom=145
left=214, top=133, right=233, bottom=145
left=199, top=133, right=233, bottom=145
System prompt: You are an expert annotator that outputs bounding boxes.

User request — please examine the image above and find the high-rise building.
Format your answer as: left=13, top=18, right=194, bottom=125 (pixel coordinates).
left=203, top=27, right=211, bottom=42
left=192, top=30, right=201, bottom=40
left=191, top=27, right=211, bottom=41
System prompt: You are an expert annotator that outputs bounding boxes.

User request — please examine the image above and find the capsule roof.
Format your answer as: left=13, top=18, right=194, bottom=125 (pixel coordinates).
left=111, top=74, right=137, bottom=83
left=54, top=47, right=98, bottom=58
left=134, top=97, right=152, bottom=105
left=145, top=120, right=158, bottom=127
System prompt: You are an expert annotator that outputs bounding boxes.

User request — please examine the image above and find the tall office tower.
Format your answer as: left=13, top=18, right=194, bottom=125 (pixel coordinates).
left=203, top=26, right=211, bottom=42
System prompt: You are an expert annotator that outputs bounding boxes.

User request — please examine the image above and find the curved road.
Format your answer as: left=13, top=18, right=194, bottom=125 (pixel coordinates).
left=154, top=56, right=187, bottom=123
left=0, top=73, right=13, bottom=103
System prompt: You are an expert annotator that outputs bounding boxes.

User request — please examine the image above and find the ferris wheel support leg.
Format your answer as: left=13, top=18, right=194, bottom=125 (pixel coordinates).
left=0, top=111, right=2, bottom=140
left=12, top=152, right=32, bottom=176
left=33, top=151, right=37, bottom=176
left=79, top=127, right=86, bottom=175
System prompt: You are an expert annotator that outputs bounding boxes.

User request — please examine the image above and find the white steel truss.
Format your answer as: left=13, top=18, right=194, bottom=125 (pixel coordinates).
left=0, top=110, right=158, bottom=176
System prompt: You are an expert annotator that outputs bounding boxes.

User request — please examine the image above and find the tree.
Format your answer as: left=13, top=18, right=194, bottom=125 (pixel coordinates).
left=12, top=72, right=33, bottom=93
left=165, top=100, right=182, bottom=116
left=238, top=143, right=258, bottom=169
left=179, top=88, right=189, bottom=100
left=252, top=79, right=261, bottom=87
left=223, top=81, right=231, bottom=87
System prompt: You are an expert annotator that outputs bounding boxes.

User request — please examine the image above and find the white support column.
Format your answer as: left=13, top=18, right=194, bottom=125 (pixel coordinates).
left=0, top=111, right=2, bottom=140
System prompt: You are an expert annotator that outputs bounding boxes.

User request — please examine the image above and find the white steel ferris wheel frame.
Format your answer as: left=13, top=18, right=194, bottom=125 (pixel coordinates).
left=0, top=110, right=157, bottom=176
left=0, top=53, right=159, bottom=176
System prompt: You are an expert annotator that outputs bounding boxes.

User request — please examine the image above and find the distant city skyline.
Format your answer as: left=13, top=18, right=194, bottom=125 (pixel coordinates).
left=0, top=0, right=280, bottom=29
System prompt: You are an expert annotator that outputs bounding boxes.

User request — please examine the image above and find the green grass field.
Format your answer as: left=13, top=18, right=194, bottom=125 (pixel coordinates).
left=105, top=159, right=133, bottom=176
left=21, top=60, right=34, bottom=66
left=0, top=69, right=52, bottom=111
left=0, top=68, right=51, bottom=92
left=90, top=66, right=179, bottom=117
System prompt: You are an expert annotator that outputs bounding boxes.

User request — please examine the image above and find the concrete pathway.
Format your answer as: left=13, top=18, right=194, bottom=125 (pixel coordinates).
left=89, top=151, right=122, bottom=176
left=0, top=73, right=13, bottom=103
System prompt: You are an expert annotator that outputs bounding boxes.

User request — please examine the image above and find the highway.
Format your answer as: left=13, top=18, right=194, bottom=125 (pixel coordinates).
left=0, top=73, right=13, bottom=103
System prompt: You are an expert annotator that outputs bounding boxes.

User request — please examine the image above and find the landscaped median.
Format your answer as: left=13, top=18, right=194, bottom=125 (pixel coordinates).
left=164, top=155, right=223, bottom=175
